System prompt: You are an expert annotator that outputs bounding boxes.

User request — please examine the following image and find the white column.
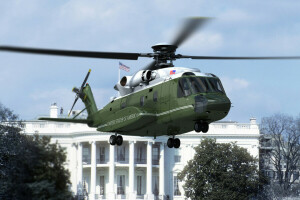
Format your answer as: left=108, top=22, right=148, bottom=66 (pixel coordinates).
left=107, top=144, right=115, bottom=199
left=71, top=143, right=78, bottom=194
left=90, top=141, right=96, bottom=200
left=77, top=142, right=83, bottom=195
left=129, top=141, right=136, bottom=199
left=159, top=143, right=165, bottom=198
left=145, top=140, right=154, bottom=199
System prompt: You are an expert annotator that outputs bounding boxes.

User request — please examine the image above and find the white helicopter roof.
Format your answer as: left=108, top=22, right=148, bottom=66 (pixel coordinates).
left=113, top=66, right=216, bottom=100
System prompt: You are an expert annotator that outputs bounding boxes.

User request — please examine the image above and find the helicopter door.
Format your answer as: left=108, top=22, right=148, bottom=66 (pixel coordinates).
left=159, top=79, right=171, bottom=123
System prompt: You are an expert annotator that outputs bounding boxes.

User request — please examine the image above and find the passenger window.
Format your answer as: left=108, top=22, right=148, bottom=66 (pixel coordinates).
left=177, top=78, right=191, bottom=98
left=153, top=91, right=158, bottom=102
left=140, top=96, right=145, bottom=106
left=121, top=102, right=126, bottom=109
left=121, top=98, right=127, bottom=109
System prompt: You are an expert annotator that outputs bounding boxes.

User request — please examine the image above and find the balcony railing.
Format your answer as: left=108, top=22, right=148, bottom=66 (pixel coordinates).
left=83, top=157, right=91, bottom=165
left=135, top=158, right=147, bottom=164
left=115, top=157, right=129, bottom=164
left=135, top=158, right=159, bottom=165
left=97, top=158, right=109, bottom=164
left=117, top=186, right=125, bottom=195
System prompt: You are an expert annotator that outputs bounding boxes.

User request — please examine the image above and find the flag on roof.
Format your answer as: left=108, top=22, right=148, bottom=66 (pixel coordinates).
left=119, top=62, right=130, bottom=72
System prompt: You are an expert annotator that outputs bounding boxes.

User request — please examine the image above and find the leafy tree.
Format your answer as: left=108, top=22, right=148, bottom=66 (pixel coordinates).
left=0, top=103, right=72, bottom=200
left=178, top=138, right=262, bottom=200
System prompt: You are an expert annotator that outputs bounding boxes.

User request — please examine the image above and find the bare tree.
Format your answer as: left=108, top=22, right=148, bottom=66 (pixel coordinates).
left=260, top=113, right=300, bottom=197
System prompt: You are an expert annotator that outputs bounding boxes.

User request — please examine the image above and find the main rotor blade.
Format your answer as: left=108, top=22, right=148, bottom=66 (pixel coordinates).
left=141, top=60, right=156, bottom=71
left=171, top=17, right=211, bottom=48
left=68, top=97, right=79, bottom=117
left=0, top=46, right=141, bottom=60
left=81, top=69, right=91, bottom=89
left=178, top=55, right=300, bottom=60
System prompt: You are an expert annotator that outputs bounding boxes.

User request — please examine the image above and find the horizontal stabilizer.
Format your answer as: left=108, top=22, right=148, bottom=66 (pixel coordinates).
left=38, top=117, right=90, bottom=124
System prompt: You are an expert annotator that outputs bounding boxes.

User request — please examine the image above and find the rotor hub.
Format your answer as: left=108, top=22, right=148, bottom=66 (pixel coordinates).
left=151, top=43, right=177, bottom=53
left=151, top=44, right=178, bottom=68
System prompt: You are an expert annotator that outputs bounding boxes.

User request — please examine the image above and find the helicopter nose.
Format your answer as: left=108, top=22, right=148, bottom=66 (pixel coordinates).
left=206, top=96, right=231, bottom=113
left=194, top=94, right=231, bottom=114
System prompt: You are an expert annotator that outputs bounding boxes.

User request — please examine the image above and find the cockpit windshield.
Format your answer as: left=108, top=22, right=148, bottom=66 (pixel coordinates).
left=177, top=77, right=225, bottom=97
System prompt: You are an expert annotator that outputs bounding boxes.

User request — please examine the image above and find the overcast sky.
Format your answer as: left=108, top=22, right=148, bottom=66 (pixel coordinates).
left=0, top=0, right=300, bottom=123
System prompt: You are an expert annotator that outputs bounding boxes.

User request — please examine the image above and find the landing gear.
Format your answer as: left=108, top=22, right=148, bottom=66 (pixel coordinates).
left=174, top=138, right=181, bottom=148
left=167, top=138, right=174, bottom=148
left=202, top=123, right=209, bottom=133
left=109, top=135, right=123, bottom=146
left=116, top=135, right=123, bottom=146
left=167, top=137, right=180, bottom=148
left=109, top=135, right=116, bottom=145
left=194, top=122, right=209, bottom=133
left=194, top=122, right=203, bottom=133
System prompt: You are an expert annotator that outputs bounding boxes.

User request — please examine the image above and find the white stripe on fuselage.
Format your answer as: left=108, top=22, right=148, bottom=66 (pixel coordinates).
left=97, top=105, right=194, bottom=129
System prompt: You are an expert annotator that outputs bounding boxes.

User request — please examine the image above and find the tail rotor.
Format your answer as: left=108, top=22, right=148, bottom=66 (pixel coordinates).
left=68, top=69, right=91, bottom=116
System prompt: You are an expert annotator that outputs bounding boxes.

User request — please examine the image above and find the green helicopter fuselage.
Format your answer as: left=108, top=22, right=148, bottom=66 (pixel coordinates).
left=85, top=75, right=231, bottom=137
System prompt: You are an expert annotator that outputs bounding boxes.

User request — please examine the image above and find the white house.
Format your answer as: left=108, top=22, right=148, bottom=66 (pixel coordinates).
left=22, top=104, right=260, bottom=200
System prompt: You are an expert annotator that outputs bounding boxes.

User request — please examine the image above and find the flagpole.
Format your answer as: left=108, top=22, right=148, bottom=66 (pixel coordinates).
left=118, top=64, right=120, bottom=97
left=118, top=67, right=120, bottom=83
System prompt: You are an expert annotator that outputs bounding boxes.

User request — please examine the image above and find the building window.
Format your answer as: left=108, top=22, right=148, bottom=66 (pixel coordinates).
left=100, top=176, right=105, bottom=195
left=117, top=175, right=125, bottom=195
left=152, top=145, right=160, bottom=165
left=140, top=96, right=145, bottom=106
left=136, top=146, right=145, bottom=164
left=294, top=172, right=299, bottom=181
left=153, top=91, right=158, bottom=102
left=117, top=146, right=125, bottom=162
left=174, top=176, right=181, bottom=196
left=83, top=146, right=90, bottom=164
left=137, top=175, right=142, bottom=195
left=153, top=175, right=159, bottom=196
left=99, top=147, right=105, bottom=163
left=174, top=148, right=181, bottom=163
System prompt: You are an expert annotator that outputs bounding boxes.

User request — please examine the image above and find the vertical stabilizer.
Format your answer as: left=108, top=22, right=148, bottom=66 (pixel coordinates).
left=82, top=84, right=97, bottom=117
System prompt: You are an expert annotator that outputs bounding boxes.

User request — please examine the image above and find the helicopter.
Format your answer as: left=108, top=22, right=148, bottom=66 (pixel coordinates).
left=1, top=17, right=300, bottom=149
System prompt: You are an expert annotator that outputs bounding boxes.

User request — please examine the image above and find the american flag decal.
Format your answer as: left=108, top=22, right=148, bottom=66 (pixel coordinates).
left=119, top=62, right=130, bottom=72
left=170, top=70, right=176, bottom=75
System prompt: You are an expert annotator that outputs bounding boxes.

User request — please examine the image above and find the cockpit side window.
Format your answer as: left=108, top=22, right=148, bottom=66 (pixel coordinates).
left=207, top=78, right=225, bottom=93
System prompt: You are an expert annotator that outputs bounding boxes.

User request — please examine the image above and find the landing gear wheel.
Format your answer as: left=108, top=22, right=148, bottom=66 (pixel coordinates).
left=194, top=122, right=203, bottom=133
left=167, top=138, right=174, bottom=148
left=116, top=135, right=123, bottom=146
left=174, top=138, right=181, bottom=148
left=202, top=123, right=209, bottom=133
left=109, top=135, right=116, bottom=145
